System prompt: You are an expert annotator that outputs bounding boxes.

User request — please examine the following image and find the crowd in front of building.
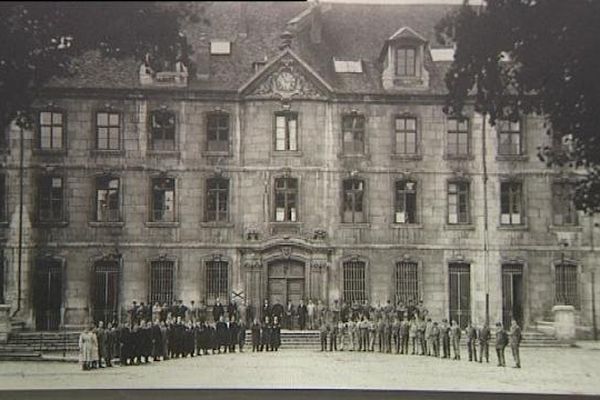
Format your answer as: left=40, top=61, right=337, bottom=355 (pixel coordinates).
left=79, top=297, right=522, bottom=370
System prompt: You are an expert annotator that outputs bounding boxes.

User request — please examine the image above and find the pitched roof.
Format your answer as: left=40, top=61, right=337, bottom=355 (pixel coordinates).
left=47, top=1, right=460, bottom=95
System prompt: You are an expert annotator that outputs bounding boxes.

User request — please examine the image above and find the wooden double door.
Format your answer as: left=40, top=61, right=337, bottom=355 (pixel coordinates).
left=34, top=260, right=63, bottom=331
left=268, top=260, right=305, bottom=308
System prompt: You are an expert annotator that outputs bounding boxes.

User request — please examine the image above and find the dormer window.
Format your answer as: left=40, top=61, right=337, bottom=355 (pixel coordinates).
left=396, top=47, right=416, bottom=77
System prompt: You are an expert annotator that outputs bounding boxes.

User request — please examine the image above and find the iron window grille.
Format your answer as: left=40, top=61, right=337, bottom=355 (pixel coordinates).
left=343, top=260, right=366, bottom=303
left=395, top=261, right=419, bottom=305
left=343, top=178, right=365, bottom=223
left=206, top=177, right=229, bottom=222
left=96, top=111, right=120, bottom=150
left=95, top=176, right=120, bottom=222
left=395, top=180, right=417, bottom=224
left=38, top=175, right=64, bottom=222
left=207, top=112, right=230, bottom=152
left=447, top=117, right=469, bottom=157
left=206, top=260, right=228, bottom=305
left=500, top=181, right=523, bottom=225
left=274, top=177, right=298, bottom=222
left=93, top=261, right=120, bottom=324
left=342, top=114, right=365, bottom=155
left=555, top=263, right=578, bottom=307
left=448, top=181, right=470, bottom=225
left=39, top=111, right=64, bottom=150
left=150, top=260, right=174, bottom=306
left=151, top=177, right=175, bottom=222
left=395, top=116, right=418, bottom=155
left=149, top=110, right=176, bottom=151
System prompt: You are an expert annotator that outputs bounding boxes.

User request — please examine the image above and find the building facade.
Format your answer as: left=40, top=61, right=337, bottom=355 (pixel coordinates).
left=0, top=2, right=598, bottom=334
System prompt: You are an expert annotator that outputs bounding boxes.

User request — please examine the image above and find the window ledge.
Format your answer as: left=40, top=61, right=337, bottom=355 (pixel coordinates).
left=147, top=150, right=181, bottom=158
left=34, top=221, right=69, bottom=228
left=444, top=224, right=475, bottom=231
left=443, top=154, right=475, bottom=161
left=91, top=149, right=125, bottom=157
left=338, top=153, right=370, bottom=160
left=145, top=221, right=180, bottom=228
left=32, top=149, right=67, bottom=157
left=339, top=223, right=371, bottom=228
left=548, top=225, right=582, bottom=232
left=271, top=151, right=303, bottom=157
left=496, top=154, right=529, bottom=162
left=199, top=222, right=235, bottom=228
left=391, top=154, right=422, bottom=161
left=497, top=224, right=529, bottom=231
left=201, top=150, right=232, bottom=158
left=390, top=223, right=422, bottom=229
left=89, top=221, right=125, bottom=228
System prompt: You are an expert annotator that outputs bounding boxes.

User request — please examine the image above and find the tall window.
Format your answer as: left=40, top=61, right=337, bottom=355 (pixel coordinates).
left=448, top=181, right=470, bottom=225
left=38, top=175, right=64, bottom=222
left=0, top=174, right=6, bottom=222
left=343, top=260, right=366, bottom=303
left=395, top=261, right=419, bottom=305
left=274, top=112, right=298, bottom=151
left=343, top=178, right=365, bottom=223
left=396, top=47, right=416, bottom=76
left=552, top=182, right=578, bottom=226
left=206, top=177, right=228, bottom=222
left=39, top=111, right=64, bottom=150
left=447, top=118, right=469, bottom=157
left=151, top=177, right=175, bottom=222
left=500, top=181, right=523, bottom=225
left=149, top=110, right=176, bottom=151
left=395, top=180, right=417, bottom=224
left=274, top=177, right=298, bottom=222
left=96, top=111, right=120, bottom=150
left=206, top=259, right=228, bottom=305
left=95, top=176, right=120, bottom=222
left=395, top=116, right=417, bottom=155
left=498, top=120, right=522, bottom=155
left=149, top=260, right=174, bottom=305
left=342, top=114, right=365, bottom=154
left=207, top=112, right=229, bottom=152
left=555, top=263, right=578, bottom=307
left=449, top=263, right=471, bottom=329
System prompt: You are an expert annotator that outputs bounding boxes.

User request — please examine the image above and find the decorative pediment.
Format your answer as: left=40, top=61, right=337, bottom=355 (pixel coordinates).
left=240, top=49, right=331, bottom=100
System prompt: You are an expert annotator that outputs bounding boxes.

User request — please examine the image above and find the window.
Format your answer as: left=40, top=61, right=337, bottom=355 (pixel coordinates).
left=396, top=47, right=416, bottom=77
left=149, top=110, right=176, bottom=151
left=207, top=112, right=229, bottom=152
left=333, top=59, right=363, bottom=73
left=95, top=176, right=120, bottom=222
left=39, top=111, right=64, bottom=150
left=38, top=175, right=64, bottom=222
left=395, top=180, right=417, bottom=224
left=555, top=263, right=578, bottom=307
left=206, top=259, right=228, bottom=305
left=498, top=120, right=522, bottom=155
left=0, top=174, right=6, bottom=222
left=552, top=182, right=578, bottom=226
left=395, top=261, right=419, bottom=305
left=151, top=177, right=175, bottom=222
left=395, top=116, right=417, bottom=155
left=150, top=260, right=174, bottom=305
left=274, top=177, right=298, bottom=222
left=274, top=112, right=298, bottom=151
left=448, top=181, right=470, bottom=225
left=447, top=118, right=469, bottom=157
left=343, top=260, right=366, bottom=303
left=206, top=177, right=228, bottom=222
left=210, top=40, right=231, bottom=55
left=342, top=114, right=365, bottom=155
left=500, top=181, right=523, bottom=225
left=343, top=178, right=365, bottom=223
left=96, top=111, right=120, bottom=150
left=449, top=262, right=471, bottom=329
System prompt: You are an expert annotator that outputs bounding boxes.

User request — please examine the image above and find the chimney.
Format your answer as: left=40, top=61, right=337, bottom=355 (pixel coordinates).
left=310, top=2, right=322, bottom=44
left=279, top=30, right=294, bottom=51
left=239, top=2, right=249, bottom=38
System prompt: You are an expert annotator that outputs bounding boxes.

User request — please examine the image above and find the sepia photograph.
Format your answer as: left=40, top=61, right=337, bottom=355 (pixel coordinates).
left=0, top=0, right=599, bottom=398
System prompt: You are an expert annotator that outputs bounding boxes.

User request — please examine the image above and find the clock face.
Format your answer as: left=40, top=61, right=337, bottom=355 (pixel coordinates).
left=274, top=71, right=297, bottom=92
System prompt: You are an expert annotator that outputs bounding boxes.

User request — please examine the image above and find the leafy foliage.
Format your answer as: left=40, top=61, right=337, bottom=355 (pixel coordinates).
left=436, top=0, right=600, bottom=213
left=0, top=2, right=201, bottom=130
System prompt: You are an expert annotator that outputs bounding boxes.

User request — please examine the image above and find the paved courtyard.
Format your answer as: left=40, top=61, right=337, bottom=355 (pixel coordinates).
left=0, top=345, right=599, bottom=394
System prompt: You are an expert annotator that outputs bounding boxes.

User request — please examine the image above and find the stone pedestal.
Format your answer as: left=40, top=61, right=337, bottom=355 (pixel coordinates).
left=0, top=304, right=11, bottom=343
left=552, top=305, right=576, bottom=342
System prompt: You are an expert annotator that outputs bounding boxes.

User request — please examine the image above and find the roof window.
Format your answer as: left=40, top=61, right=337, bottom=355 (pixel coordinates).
left=333, top=58, right=363, bottom=74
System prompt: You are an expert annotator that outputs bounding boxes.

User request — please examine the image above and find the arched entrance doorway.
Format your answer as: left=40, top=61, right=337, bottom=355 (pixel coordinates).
left=267, top=259, right=305, bottom=308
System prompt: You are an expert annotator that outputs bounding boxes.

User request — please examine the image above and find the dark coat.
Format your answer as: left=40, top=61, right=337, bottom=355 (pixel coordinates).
left=216, top=321, right=228, bottom=346
left=297, top=304, right=308, bottom=325
left=213, top=303, right=225, bottom=322
left=251, top=323, right=261, bottom=346
left=271, top=322, right=281, bottom=347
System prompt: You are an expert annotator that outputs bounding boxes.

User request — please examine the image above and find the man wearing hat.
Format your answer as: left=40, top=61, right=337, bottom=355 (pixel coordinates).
left=509, top=319, right=522, bottom=368
left=495, top=322, right=508, bottom=367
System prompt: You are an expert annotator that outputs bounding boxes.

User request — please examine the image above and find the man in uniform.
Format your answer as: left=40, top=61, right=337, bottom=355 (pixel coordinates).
left=227, top=300, right=238, bottom=322
left=319, top=320, right=329, bottom=351
left=95, top=321, right=107, bottom=368
left=328, top=321, right=338, bottom=351
left=425, top=318, right=434, bottom=356
left=409, top=317, right=418, bottom=355
left=307, top=299, right=316, bottom=330
left=229, top=315, right=240, bottom=353
left=440, top=319, right=451, bottom=359
left=297, top=299, right=308, bottom=330
left=495, top=322, right=508, bottom=367
left=400, top=316, right=410, bottom=355
left=478, top=321, right=491, bottom=363
left=315, top=300, right=324, bottom=327
left=216, top=315, right=228, bottom=353
left=197, top=300, right=208, bottom=323
left=432, top=321, right=440, bottom=357
left=466, top=321, right=478, bottom=362
left=509, top=319, right=522, bottom=368
left=417, top=317, right=427, bottom=355
left=450, top=320, right=461, bottom=360
left=392, top=317, right=401, bottom=354
left=251, top=318, right=261, bottom=352
left=238, top=300, right=248, bottom=328
left=332, top=299, right=341, bottom=324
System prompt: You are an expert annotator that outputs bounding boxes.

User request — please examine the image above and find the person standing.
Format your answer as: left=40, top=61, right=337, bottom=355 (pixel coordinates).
left=509, top=319, right=522, bottom=368
left=307, top=299, right=316, bottom=330
left=425, top=318, right=434, bottom=356
left=432, top=321, right=440, bottom=357
left=328, top=321, right=338, bottom=351
left=400, top=317, right=410, bottom=355
left=297, top=299, right=308, bottom=331
left=440, top=319, right=450, bottom=359
left=251, top=319, right=261, bottom=352
left=495, top=322, right=508, bottom=367
left=392, top=317, right=401, bottom=354
left=417, top=317, right=426, bottom=355
left=78, top=326, right=95, bottom=371
left=197, top=300, right=208, bottom=323
left=238, top=317, right=247, bottom=353
left=272, top=316, right=282, bottom=351
left=95, top=321, right=107, bottom=368
left=262, top=299, right=272, bottom=323
left=228, top=300, right=238, bottom=322
left=319, top=320, right=329, bottom=351
left=466, top=321, right=478, bottom=362
left=229, top=316, right=240, bottom=353
left=213, top=298, right=225, bottom=323
left=478, top=322, right=491, bottom=363
left=262, top=316, right=272, bottom=352
left=238, top=300, right=248, bottom=328
left=450, top=320, right=461, bottom=360
left=216, top=315, right=227, bottom=354
left=409, top=317, right=418, bottom=355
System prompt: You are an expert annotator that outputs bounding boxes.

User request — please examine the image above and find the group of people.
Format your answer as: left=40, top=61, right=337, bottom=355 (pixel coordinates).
left=318, top=315, right=522, bottom=369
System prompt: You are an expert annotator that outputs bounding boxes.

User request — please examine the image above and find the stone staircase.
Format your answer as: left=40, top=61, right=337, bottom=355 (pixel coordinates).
left=245, top=330, right=320, bottom=349
left=521, top=330, right=571, bottom=348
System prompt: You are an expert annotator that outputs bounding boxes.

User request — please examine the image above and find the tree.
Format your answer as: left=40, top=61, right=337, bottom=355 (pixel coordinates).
left=436, top=0, right=600, bottom=213
left=0, top=2, right=202, bottom=130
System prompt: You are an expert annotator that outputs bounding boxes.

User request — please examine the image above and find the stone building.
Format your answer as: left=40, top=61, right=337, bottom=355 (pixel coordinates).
left=0, top=2, right=598, bottom=336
